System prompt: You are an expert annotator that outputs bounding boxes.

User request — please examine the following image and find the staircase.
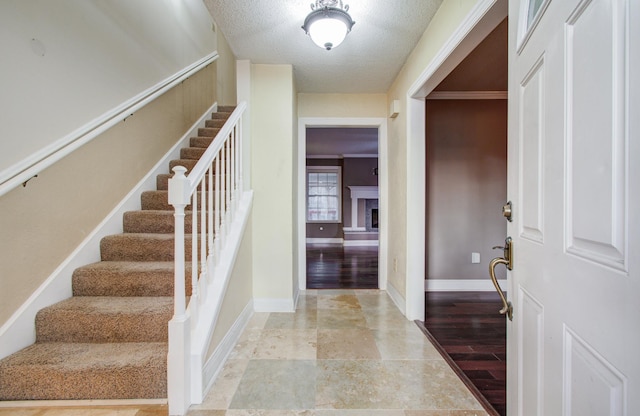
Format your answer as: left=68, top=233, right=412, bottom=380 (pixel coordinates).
left=0, top=107, right=235, bottom=401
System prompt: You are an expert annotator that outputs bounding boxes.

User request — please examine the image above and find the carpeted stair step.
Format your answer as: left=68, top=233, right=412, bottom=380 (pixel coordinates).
left=217, top=105, right=235, bottom=113
left=205, top=119, right=226, bottom=128
left=0, top=109, right=237, bottom=403
left=72, top=261, right=192, bottom=297
left=210, top=112, right=231, bottom=120
left=35, top=297, right=172, bottom=343
left=198, top=127, right=221, bottom=137
left=156, top=173, right=226, bottom=191
left=141, top=190, right=212, bottom=211
left=169, top=159, right=199, bottom=174
left=100, top=233, right=192, bottom=262
left=124, top=210, right=194, bottom=233
left=180, top=147, right=206, bottom=160
left=0, top=342, right=167, bottom=400
left=190, top=136, right=214, bottom=148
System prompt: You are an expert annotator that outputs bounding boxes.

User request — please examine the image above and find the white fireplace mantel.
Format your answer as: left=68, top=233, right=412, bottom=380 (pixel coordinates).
left=344, top=186, right=379, bottom=231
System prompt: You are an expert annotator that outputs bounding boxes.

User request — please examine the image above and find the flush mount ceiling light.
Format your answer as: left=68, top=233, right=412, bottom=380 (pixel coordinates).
left=302, top=0, right=355, bottom=50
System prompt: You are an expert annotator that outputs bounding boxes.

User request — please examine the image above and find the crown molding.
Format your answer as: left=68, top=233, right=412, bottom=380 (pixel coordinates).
left=427, top=90, right=508, bottom=100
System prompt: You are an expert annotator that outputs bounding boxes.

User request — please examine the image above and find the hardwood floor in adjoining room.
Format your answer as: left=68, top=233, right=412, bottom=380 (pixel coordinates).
left=306, top=244, right=378, bottom=289
left=421, top=291, right=507, bottom=416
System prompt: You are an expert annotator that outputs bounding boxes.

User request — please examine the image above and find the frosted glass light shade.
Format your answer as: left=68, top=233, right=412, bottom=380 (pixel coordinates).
left=308, top=18, right=348, bottom=50
left=302, top=6, right=355, bottom=50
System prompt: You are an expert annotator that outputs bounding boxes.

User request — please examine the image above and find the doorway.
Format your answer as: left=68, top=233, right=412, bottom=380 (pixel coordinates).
left=305, top=127, right=380, bottom=289
left=422, top=18, right=508, bottom=416
left=297, top=118, right=389, bottom=293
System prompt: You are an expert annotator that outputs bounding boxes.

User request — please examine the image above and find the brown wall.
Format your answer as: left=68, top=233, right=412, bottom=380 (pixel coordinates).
left=426, top=99, right=507, bottom=280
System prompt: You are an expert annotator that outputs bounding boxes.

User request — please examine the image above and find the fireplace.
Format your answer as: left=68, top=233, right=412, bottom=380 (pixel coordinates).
left=365, top=199, right=379, bottom=231
left=345, top=186, right=379, bottom=231
left=343, top=186, right=379, bottom=247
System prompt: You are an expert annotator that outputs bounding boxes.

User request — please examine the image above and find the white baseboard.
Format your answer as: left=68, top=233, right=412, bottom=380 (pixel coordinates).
left=200, top=299, right=253, bottom=403
left=0, top=102, right=217, bottom=360
left=253, top=298, right=295, bottom=312
left=343, top=240, right=379, bottom=247
left=306, top=238, right=343, bottom=244
left=386, top=282, right=406, bottom=316
left=425, top=279, right=508, bottom=292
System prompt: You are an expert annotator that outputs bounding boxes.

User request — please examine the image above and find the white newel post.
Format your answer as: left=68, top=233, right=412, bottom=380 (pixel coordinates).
left=168, top=166, right=191, bottom=415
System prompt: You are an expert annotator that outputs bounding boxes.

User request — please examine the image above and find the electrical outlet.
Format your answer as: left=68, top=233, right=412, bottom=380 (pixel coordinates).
left=393, top=258, right=398, bottom=272
left=472, top=252, right=480, bottom=264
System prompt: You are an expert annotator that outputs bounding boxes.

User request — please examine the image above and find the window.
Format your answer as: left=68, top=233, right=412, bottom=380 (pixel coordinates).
left=306, top=166, right=341, bottom=222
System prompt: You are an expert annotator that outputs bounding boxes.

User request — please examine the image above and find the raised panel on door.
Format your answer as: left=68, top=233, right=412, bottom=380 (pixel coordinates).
left=565, top=0, right=627, bottom=270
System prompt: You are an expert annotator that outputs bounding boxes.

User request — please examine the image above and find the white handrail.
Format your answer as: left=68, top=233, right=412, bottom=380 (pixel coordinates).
left=0, top=52, right=219, bottom=198
left=168, top=102, right=247, bottom=415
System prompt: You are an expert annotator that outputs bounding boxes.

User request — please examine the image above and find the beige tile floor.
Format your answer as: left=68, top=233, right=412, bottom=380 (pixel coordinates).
left=0, top=290, right=488, bottom=416
left=188, top=290, right=488, bottom=416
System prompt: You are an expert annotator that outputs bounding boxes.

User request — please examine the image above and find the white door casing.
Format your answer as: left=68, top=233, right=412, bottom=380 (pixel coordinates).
left=507, top=0, right=639, bottom=415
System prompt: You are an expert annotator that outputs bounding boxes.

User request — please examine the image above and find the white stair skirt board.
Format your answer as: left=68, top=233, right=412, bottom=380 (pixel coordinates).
left=0, top=102, right=218, bottom=360
left=425, top=279, right=508, bottom=292
left=200, top=300, right=254, bottom=403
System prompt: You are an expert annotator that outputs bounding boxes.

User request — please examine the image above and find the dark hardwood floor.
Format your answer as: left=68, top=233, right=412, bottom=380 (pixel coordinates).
left=306, top=244, right=378, bottom=289
left=422, top=291, right=507, bottom=416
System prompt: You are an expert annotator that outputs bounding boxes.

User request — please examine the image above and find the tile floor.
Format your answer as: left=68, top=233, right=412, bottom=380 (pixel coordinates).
left=0, top=290, right=488, bottom=416
left=188, top=290, right=488, bottom=415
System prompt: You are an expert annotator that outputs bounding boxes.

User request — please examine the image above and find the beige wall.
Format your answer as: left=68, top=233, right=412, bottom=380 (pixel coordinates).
left=386, top=0, right=478, bottom=298
left=0, top=0, right=216, bottom=177
left=215, top=28, right=238, bottom=106
left=251, top=64, right=297, bottom=301
left=427, top=99, right=507, bottom=280
left=0, top=65, right=216, bottom=327
left=298, top=94, right=387, bottom=118
left=206, top=217, right=253, bottom=360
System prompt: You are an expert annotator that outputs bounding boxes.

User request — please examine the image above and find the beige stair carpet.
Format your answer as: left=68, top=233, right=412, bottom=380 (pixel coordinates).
left=0, top=107, right=234, bottom=401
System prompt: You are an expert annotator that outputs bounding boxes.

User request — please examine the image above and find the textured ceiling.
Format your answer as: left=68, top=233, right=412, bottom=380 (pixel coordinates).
left=203, top=0, right=444, bottom=93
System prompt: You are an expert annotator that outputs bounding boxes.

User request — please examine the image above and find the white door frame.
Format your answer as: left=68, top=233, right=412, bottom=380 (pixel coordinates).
left=404, top=0, right=508, bottom=321
left=297, top=117, right=388, bottom=293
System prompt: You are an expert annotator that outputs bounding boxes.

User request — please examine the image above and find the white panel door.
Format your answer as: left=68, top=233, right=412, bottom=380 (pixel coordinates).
left=507, top=0, right=639, bottom=415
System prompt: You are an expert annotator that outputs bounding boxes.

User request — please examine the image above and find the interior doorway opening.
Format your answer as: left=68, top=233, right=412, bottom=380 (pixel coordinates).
left=296, top=117, right=388, bottom=290
left=421, top=18, right=508, bottom=416
left=305, top=127, right=380, bottom=289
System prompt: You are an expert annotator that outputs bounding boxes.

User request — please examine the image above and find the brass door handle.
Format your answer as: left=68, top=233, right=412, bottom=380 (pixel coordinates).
left=489, top=237, right=513, bottom=321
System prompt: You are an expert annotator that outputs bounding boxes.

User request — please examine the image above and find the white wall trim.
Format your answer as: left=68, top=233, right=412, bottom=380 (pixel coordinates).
left=306, top=238, right=344, bottom=244
left=427, top=90, right=508, bottom=100
left=386, top=283, right=406, bottom=316
left=200, top=300, right=254, bottom=403
left=342, top=154, right=379, bottom=158
left=0, top=53, right=219, bottom=198
left=253, top=298, right=295, bottom=312
left=297, top=117, right=388, bottom=293
left=0, top=102, right=218, bottom=360
left=306, top=154, right=343, bottom=159
left=343, top=240, right=379, bottom=247
left=426, top=279, right=508, bottom=291
left=404, top=0, right=508, bottom=323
